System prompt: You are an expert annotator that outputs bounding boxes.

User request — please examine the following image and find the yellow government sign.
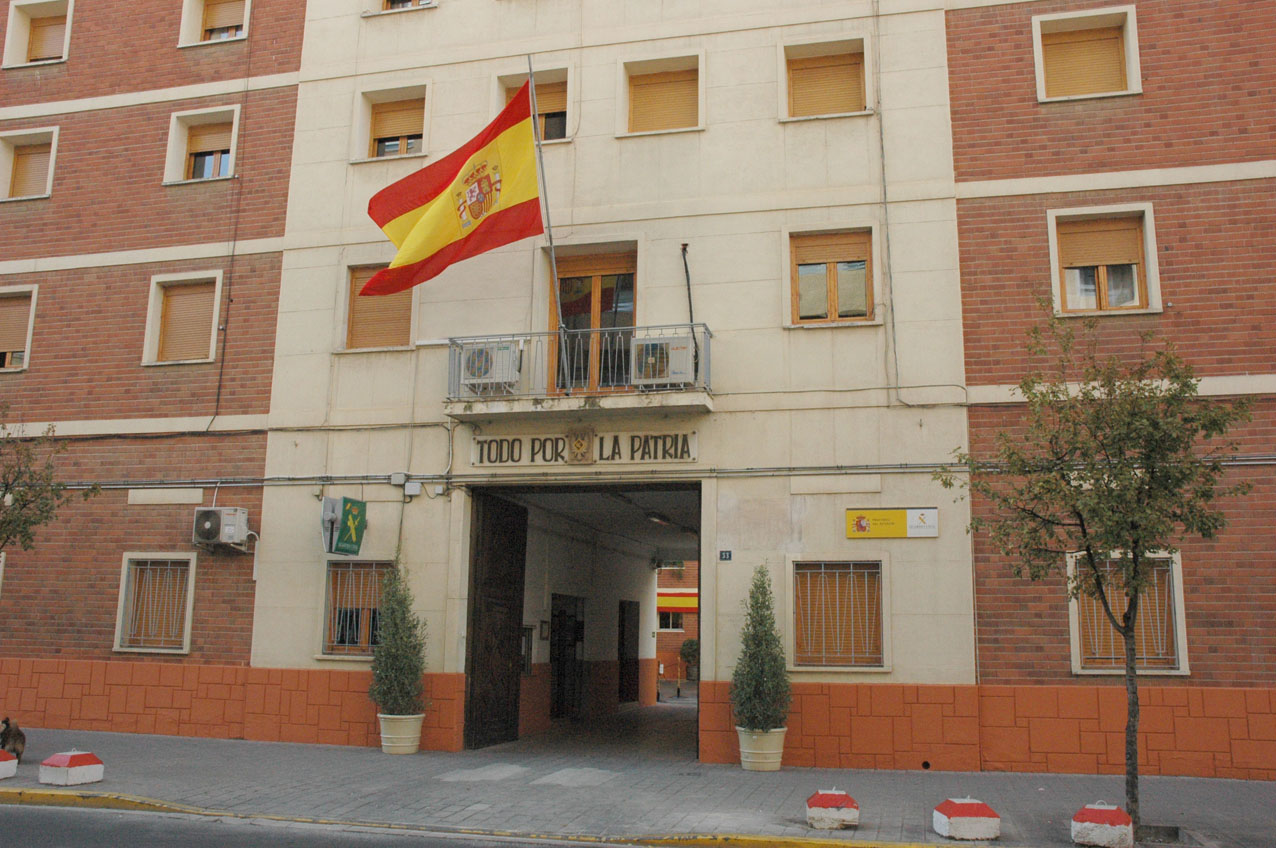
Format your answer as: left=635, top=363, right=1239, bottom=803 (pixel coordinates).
left=846, top=507, right=939, bottom=539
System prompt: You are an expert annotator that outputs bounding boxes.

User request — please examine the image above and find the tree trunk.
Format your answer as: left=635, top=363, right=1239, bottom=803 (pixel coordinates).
left=1123, top=618, right=1141, bottom=831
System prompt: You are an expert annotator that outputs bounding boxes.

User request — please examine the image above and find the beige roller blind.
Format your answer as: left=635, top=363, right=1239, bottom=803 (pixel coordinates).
left=158, top=282, right=215, bottom=362
left=628, top=69, right=698, bottom=133
left=788, top=53, right=865, bottom=117
left=203, top=0, right=245, bottom=31
left=27, top=15, right=66, bottom=62
left=370, top=100, right=423, bottom=140
left=1042, top=26, right=1126, bottom=98
left=0, top=295, right=32, bottom=355
left=347, top=268, right=412, bottom=349
left=188, top=123, right=232, bottom=154
left=792, top=231, right=870, bottom=265
left=1058, top=217, right=1142, bottom=267
left=10, top=143, right=51, bottom=198
left=508, top=80, right=567, bottom=114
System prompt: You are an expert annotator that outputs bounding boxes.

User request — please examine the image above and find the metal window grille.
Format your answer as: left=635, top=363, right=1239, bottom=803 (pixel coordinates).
left=122, top=559, right=190, bottom=650
left=325, top=561, right=391, bottom=655
left=1079, top=558, right=1177, bottom=669
left=794, top=561, right=882, bottom=666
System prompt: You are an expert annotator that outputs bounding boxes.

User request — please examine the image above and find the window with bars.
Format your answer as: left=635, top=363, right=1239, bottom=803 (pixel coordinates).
left=0, top=291, right=34, bottom=370
left=658, top=611, right=684, bottom=631
left=1076, top=557, right=1179, bottom=671
left=119, top=558, right=193, bottom=651
left=627, top=66, right=698, bottom=133
left=790, top=231, right=873, bottom=324
left=369, top=99, right=424, bottom=158
left=794, top=561, right=883, bottom=667
left=1056, top=216, right=1146, bottom=312
left=324, top=561, right=392, bottom=655
left=507, top=79, right=567, bottom=141
left=202, top=0, right=245, bottom=41
left=786, top=50, right=865, bottom=118
left=347, top=267, right=412, bottom=349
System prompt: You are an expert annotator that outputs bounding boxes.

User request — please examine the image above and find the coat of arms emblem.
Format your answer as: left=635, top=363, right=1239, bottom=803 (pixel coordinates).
left=454, top=158, right=502, bottom=230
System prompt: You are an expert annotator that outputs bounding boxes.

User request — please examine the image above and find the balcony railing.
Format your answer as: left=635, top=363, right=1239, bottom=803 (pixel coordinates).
left=447, top=323, right=711, bottom=400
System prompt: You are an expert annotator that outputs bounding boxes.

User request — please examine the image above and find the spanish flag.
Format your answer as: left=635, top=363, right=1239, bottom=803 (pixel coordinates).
left=360, top=81, right=543, bottom=296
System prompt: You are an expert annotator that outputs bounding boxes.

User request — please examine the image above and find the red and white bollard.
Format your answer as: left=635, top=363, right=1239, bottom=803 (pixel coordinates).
left=39, top=751, right=104, bottom=786
left=1071, top=803, right=1134, bottom=848
left=0, top=750, right=16, bottom=780
left=933, top=797, right=1001, bottom=840
left=805, top=789, right=860, bottom=829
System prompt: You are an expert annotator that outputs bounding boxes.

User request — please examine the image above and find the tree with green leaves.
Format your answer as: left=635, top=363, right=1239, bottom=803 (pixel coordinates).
left=1, top=408, right=95, bottom=554
left=937, top=318, right=1250, bottom=829
left=730, top=565, right=791, bottom=730
left=369, top=566, right=428, bottom=716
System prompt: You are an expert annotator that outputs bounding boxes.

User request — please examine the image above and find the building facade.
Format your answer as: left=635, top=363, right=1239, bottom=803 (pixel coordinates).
left=1, top=0, right=1272, bottom=779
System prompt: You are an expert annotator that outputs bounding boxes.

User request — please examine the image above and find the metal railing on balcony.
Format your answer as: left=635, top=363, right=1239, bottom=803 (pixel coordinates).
left=447, top=323, right=711, bottom=400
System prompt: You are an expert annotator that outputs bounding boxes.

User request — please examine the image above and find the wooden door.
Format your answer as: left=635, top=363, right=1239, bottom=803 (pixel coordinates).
left=464, top=493, right=528, bottom=749
left=618, top=600, right=640, bottom=704
left=551, top=253, right=636, bottom=392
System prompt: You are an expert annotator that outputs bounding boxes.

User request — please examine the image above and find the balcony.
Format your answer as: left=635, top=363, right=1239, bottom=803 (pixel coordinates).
left=443, top=323, right=713, bottom=421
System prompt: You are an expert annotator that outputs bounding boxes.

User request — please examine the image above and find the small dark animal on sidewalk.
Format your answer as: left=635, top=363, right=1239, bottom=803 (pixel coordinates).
left=1, top=716, right=26, bottom=763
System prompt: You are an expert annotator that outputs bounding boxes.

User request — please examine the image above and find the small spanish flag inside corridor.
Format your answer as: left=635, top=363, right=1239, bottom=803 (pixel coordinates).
left=360, top=81, right=543, bottom=296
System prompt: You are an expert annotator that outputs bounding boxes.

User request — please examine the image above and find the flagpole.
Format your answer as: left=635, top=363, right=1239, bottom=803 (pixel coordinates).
left=527, top=56, right=571, bottom=394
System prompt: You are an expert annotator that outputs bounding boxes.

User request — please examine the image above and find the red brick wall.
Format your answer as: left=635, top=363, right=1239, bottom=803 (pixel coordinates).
left=956, top=181, right=1276, bottom=386
left=0, top=88, right=297, bottom=260
left=0, top=0, right=304, bottom=107
left=656, top=562, right=699, bottom=678
left=0, top=434, right=266, bottom=664
left=946, top=0, right=1276, bottom=182
left=0, top=253, right=280, bottom=421
left=700, top=680, right=1276, bottom=779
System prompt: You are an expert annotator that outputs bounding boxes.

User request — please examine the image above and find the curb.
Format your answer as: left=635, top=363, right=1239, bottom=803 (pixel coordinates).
left=0, top=787, right=205, bottom=814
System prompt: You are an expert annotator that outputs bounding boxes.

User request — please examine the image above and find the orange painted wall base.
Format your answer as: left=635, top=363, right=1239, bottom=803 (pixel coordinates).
left=0, top=658, right=465, bottom=752
left=699, top=680, right=1276, bottom=780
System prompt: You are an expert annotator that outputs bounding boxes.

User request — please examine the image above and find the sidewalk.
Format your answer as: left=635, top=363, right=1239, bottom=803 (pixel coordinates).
left=1, top=704, right=1271, bottom=847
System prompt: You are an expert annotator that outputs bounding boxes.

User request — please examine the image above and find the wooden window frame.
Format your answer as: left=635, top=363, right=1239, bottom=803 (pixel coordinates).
left=2, top=0, right=72, bottom=68
left=785, top=554, right=892, bottom=673
left=1, top=127, right=57, bottom=200
left=200, top=0, right=244, bottom=42
left=26, top=13, right=66, bottom=62
left=323, top=561, right=393, bottom=656
left=619, top=55, right=703, bottom=136
left=165, top=108, right=238, bottom=183
left=1047, top=205, right=1160, bottom=317
left=0, top=286, right=37, bottom=371
left=788, top=230, right=874, bottom=326
left=368, top=99, right=424, bottom=159
left=1067, top=552, right=1190, bottom=676
left=784, top=47, right=867, bottom=119
left=382, top=0, right=430, bottom=10
left=1032, top=6, right=1141, bottom=103
left=791, top=561, right=885, bottom=668
left=506, top=78, right=568, bottom=142
left=113, top=552, right=197, bottom=654
left=549, top=251, right=638, bottom=394
left=346, top=266, right=414, bottom=350
left=143, top=271, right=222, bottom=365
left=176, top=0, right=249, bottom=47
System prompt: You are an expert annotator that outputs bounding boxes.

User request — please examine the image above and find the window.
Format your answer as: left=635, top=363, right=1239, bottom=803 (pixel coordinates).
left=658, top=611, right=684, bottom=631
left=1, top=128, right=57, bottom=199
left=2, top=0, right=71, bottom=67
left=164, top=108, right=238, bottom=183
left=115, top=555, right=195, bottom=653
left=143, top=272, right=221, bottom=365
left=324, top=561, right=391, bottom=655
left=384, top=0, right=429, bottom=9
left=0, top=289, right=35, bottom=370
left=1069, top=553, right=1187, bottom=674
left=1056, top=216, right=1146, bottom=313
left=784, top=42, right=866, bottom=118
left=201, top=0, right=244, bottom=41
left=508, top=79, right=566, bottom=141
left=369, top=99, right=423, bottom=158
left=624, top=57, right=700, bottom=134
left=1033, top=7, right=1141, bottom=102
left=790, top=231, right=873, bottom=324
left=347, top=267, right=412, bottom=349
left=551, top=251, right=636, bottom=391
left=794, top=561, right=882, bottom=667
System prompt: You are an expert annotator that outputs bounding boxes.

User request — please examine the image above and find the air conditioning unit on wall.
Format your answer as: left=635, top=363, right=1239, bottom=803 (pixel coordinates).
left=461, top=341, right=521, bottom=388
left=193, top=507, right=250, bottom=550
left=631, top=336, right=695, bottom=386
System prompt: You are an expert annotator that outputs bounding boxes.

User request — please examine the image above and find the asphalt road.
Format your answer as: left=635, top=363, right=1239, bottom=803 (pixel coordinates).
left=0, top=806, right=631, bottom=848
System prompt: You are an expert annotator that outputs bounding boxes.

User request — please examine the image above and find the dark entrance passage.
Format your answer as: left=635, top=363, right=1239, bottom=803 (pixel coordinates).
left=550, top=594, right=585, bottom=718
left=618, top=599, right=640, bottom=703
left=464, top=493, right=528, bottom=749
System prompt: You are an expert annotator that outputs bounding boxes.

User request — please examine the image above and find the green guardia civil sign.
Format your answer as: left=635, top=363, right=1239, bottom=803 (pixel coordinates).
left=333, top=497, right=367, bottom=556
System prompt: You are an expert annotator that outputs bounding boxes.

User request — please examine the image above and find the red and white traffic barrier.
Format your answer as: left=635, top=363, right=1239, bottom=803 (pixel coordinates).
left=39, top=751, right=104, bottom=786
left=933, top=797, right=1001, bottom=840
left=1071, top=803, right=1134, bottom=848
left=805, top=789, right=859, bottom=829
left=0, top=750, right=16, bottom=779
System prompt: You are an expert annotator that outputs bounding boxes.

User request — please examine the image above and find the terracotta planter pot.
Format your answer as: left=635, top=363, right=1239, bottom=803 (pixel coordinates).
left=736, top=725, right=787, bottom=771
left=377, top=713, right=424, bottom=754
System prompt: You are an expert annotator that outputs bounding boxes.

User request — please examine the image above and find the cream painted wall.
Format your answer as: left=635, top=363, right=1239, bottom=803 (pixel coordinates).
left=257, top=0, right=973, bottom=683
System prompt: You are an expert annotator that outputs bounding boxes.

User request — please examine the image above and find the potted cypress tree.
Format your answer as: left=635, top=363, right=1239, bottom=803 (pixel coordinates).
left=730, top=565, right=791, bottom=771
left=368, top=566, right=428, bottom=754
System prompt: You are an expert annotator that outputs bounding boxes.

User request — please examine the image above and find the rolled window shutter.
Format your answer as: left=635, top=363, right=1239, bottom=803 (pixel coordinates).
left=27, top=16, right=66, bottom=61
left=628, top=69, right=698, bottom=132
left=1058, top=217, right=1142, bottom=267
left=1042, top=27, right=1126, bottom=97
left=10, top=144, right=51, bottom=197
left=788, top=53, right=864, bottom=117
left=188, top=123, right=233, bottom=154
left=507, top=81, right=567, bottom=114
left=159, top=282, right=216, bottom=361
left=0, top=295, right=32, bottom=355
left=348, top=268, right=412, bottom=349
left=792, top=232, right=870, bottom=265
left=203, top=0, right=245, bottom=31
left=371, top=100, right=423, bottom=139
